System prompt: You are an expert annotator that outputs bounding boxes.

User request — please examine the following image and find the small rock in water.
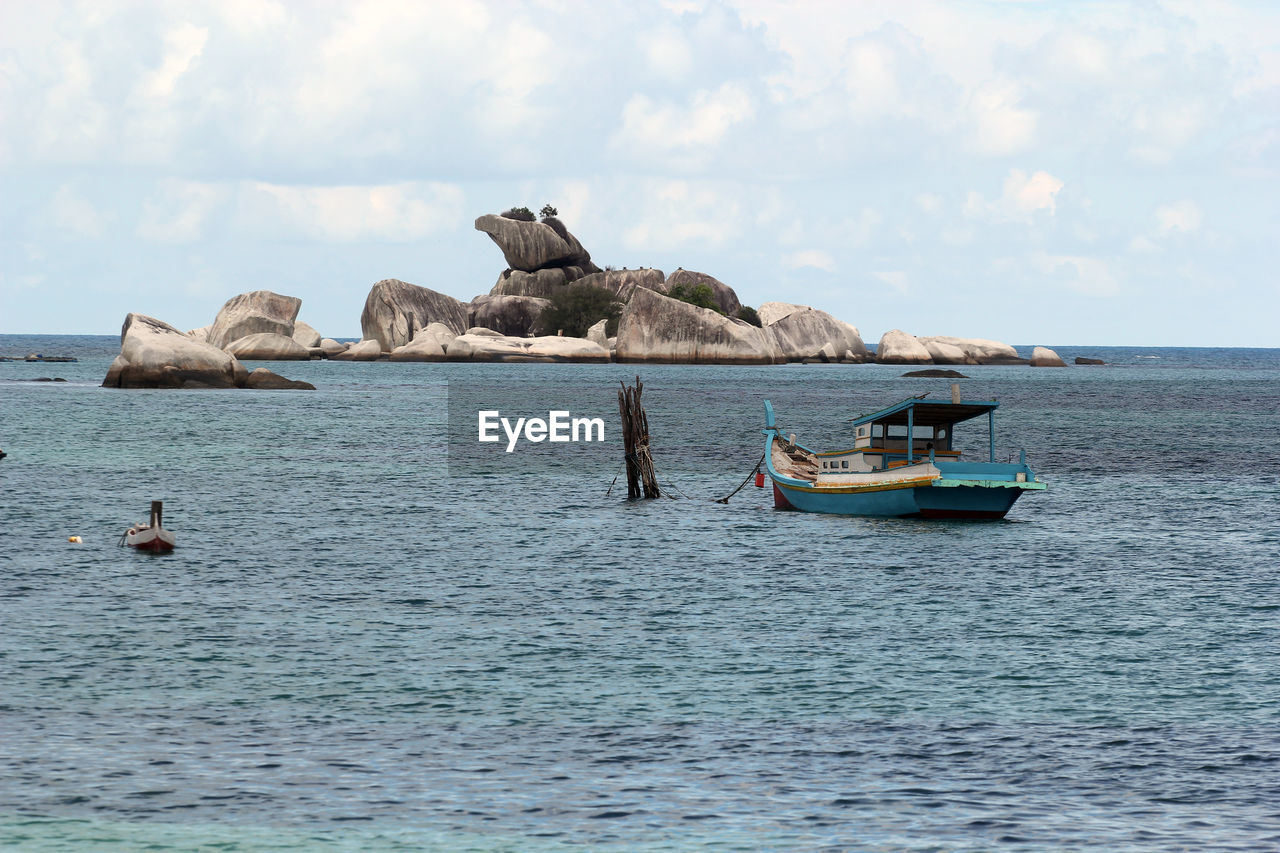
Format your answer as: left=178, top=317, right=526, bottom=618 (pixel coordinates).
left=1075, top=356, right=1105, bottom=365
left=244, top=367, right=316, bottom=390
left=903, top=368, right=969, bottom=378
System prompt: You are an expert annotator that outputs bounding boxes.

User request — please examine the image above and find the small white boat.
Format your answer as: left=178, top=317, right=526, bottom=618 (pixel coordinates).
left=123, top=500, right=176, bottom=552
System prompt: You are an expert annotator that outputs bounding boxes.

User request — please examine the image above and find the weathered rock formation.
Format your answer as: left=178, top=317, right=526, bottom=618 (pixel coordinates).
left=615, top=288, right=780, bottom=365
left=360, top=279, right=469, bottom=351
left=207, top=290, right=301, bottom=349
left=389, top=332, right=447, bottom=362
left=319, top=338, right=348, bottom=356
left=469, top=295, right=549, bottom=337
left=418, top=323, right=457, bottom=353
left=330, top=339, right=383, bottom=361
left=578, top=269, right=668, bottom=303
left=666, top=269, right=741, bottom=316
left=292, top=321, right=323, bottom=349
left=918, top=336, right=1023, bottom=365
left=104, top=314, right=245, bottom=388
left=490, top=267, right=578, bottom=299
left=244, top=367, right=315, bottom=390
left=1030, top=346, right=1066, bottom=367
left=586, top=319, right=609, bottom=348
left=223, top=332, right=311, bottom=361
left=474, top=214, right=597, bottom=273
left=921, top=339, right=973, bottom=365
left=758, top=302, right=867, bottom=363
left=446, top=333, right=609, bottom=363
left=875, top=330, right=934, bottom=365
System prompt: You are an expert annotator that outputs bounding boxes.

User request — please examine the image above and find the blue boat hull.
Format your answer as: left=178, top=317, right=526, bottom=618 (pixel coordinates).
left=773, top=479, right=1026, bottom=519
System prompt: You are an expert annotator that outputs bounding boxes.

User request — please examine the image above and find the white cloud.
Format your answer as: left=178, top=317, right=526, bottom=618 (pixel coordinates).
left=612, top=83, right=755, bottom=164
left=845, top=208, right=882, bottom=246
left=622, top=181, right=741, bottom=251
left=640, top=28, right=693, bottom=80
left=784, top=250, right=835, bottom=271
left=141, top=22, right=208, bottom=99
left=967, top=80, right=1036, bottom=155
left=965, top=169, right=1064, bottom=222
left=241, top=182, right=465, bottom=242
left=45, top=185, right=110, bottom=239
left=137, top=181, right=229, bottom=243
left=873, top=270, right=909, bottom=293
left=1032, top=252, right=1118, bottom=296
left=1155, top=200, right=1203, bottom=235
left=917, top=193, right=943, bottom=214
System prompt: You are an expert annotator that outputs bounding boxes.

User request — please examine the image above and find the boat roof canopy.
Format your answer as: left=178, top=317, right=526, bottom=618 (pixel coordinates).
left=851, top=397, right=998, bottom=429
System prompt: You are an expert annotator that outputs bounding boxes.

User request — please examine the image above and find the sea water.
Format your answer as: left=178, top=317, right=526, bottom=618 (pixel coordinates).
left=1, top=336, right=1278, bottom=851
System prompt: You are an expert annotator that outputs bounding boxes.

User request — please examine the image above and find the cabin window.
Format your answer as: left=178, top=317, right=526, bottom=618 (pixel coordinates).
left=841, top=460, right=849, bottom=469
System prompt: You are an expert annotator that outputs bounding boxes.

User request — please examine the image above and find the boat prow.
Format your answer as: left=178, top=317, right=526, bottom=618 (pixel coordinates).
left=123, top=500, right=176, bottom=552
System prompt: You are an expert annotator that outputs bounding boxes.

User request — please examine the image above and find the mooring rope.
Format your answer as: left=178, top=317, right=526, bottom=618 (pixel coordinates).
left=712, top=450, right=767, bottom=504
left=610, top=449, right=766, bottom=505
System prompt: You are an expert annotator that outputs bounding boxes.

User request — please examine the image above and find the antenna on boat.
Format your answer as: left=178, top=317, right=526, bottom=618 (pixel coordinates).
left=951, top=383, right=961, bottom=404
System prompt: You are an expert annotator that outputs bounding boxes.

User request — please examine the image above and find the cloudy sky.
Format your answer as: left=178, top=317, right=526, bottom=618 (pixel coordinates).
left=1, top=0, right=1276, bottom=345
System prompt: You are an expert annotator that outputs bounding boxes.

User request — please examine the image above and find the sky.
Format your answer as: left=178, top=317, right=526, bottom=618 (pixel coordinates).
left=1, top=0, right=1276, bottom=346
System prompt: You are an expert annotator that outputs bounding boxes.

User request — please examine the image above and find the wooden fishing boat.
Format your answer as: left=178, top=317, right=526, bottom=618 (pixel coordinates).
left=763, top=393, right=1045, bottom=519
left=123, top=500, right=176, bottom=551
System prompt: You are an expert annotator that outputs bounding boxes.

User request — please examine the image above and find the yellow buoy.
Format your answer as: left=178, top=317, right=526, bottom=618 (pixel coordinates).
left=68, top=535, right=82, bottom=543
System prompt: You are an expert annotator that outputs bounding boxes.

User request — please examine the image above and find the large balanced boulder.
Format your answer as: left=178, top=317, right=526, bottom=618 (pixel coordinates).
left=1030, top=346, right=1066, bottom=367
left=103, top=313, right=245, bottom=388
left=918, top=336, right=1023, bottom=365
left=666, top=269, right=741, bottom=315
left=475, top=214, right=587, bottom=272
left=876, top=330, right=933, bottom=364
left=758, top=301, right=867, bottom=363
left=615, top=287, right=780, bottom=365
left=360, top=279, right=469, bottom=351
left=207, top=290, right=301, bottom=349
left=468, top=295, right=549, bottom=337
left=446, top=333, right=609, bottom=363
left=223, top=332, right=312, bottom=361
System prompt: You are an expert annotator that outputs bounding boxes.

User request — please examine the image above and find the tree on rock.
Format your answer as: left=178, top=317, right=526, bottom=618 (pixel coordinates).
left=736, top=306, right=762, bottom=327
left=667, top=282, right=723, bottom=314
left=540, top=282, right=622, bottom=338
left=501, top=206, right=535, bottom=221
left=540, top=204, right=558, bottom=219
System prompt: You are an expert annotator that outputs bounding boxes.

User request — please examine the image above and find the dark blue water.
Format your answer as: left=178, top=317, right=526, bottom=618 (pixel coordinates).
left=2, top=336, right=1279, bottom=851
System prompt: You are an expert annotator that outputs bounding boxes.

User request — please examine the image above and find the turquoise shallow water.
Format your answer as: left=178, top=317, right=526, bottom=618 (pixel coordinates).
left=2, top=337, right=1279, bottom=851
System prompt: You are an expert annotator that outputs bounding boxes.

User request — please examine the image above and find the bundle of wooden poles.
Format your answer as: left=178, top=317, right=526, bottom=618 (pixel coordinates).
left=617, top=376, right=661, bottom=499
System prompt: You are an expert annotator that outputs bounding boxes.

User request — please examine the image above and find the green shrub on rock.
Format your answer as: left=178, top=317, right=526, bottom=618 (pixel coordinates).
left=667, top=282, right=723, bottom=314
left=736, top=306, right=762, bottom=327
left=540, top=282, right=622, bottom=338
left=501, top=206, right=536, bottom=221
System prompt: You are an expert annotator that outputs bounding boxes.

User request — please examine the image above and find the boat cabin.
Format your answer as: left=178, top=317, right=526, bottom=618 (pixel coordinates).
left=814, top=397, right=1002, bottom=478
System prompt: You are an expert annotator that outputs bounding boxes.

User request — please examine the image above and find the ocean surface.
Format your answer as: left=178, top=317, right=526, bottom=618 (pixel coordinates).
left=2, top=335, right=1278, bottom=851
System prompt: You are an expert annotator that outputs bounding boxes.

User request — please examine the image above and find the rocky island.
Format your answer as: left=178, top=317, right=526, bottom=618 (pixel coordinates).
left=102, top=207, right=1072, bottom=386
